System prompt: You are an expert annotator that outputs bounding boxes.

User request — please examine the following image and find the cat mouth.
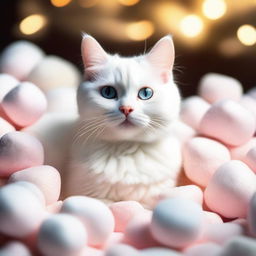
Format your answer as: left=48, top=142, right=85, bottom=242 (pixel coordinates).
left=119, top=119, right=135, bottom=128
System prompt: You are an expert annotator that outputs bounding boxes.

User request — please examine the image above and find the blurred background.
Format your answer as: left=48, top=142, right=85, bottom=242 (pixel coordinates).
left=0, top=0, right=255, bottom=97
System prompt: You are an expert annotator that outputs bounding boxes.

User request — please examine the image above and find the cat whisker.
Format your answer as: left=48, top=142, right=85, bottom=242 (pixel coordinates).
left=72, top=118, right=107, bottom=146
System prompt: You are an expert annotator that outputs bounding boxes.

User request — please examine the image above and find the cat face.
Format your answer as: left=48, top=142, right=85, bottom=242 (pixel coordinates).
left=77, top=35, right=180, bottom=142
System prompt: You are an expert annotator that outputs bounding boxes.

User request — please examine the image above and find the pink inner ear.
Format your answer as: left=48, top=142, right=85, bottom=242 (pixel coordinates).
left=146, top=36, right=175, bottom=74
left=161, top=71, right=170, bottom=84
left=81, top=35, right=108, bottom=72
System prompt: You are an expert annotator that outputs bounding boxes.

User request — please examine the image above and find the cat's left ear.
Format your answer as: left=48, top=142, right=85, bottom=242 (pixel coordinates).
left=146, top=35, right=175, bottom=75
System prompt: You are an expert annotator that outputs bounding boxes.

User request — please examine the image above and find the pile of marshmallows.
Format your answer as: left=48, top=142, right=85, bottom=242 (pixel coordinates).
left=0, top=41, right=256, bottom=256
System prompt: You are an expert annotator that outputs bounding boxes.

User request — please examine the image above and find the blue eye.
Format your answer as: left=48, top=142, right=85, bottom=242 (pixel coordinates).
left=138, top=87, right=153, bottom=100
left=100, top=86, right=117, bottom=99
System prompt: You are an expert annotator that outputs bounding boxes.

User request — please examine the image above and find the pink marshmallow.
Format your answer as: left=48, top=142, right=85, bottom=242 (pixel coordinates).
left=141, top=247, right=182, bottom=255
left=0, top=131, right=44, bottom=177
left=102, top=232, right=125, bottom=250
left=183, top=137, right=230, bottom=187
left=150, top=198, right=204, bottom=249
left=200, top=222, right=245, bottom=245
left=60, top=196, right=115, bottom=247
left=0, top=241, right=32, bottom=256
left=105, top=244, right=139, bottom=256
left=0, top=117, right=15, bottom=136
left=157, top=185, right=203, bottom=205
left=199, top=99, right=255, bottom=146
left=9, top=165, right=61, bottom=205
left=204, top=160, right=256, bottom=218
left=80, top=246, right=103, bottom=256
left=46, top=200, right=63, bottom=214
left=180, top=96, right=210, bottom=130
left=170, top=121, right=196, bottom=146
left=0, top=41, right=44, bottom=80
left=124, top=210, right=159, bottom=249
left=0, top=74, right=19, bottom=101
left=198, top=73, right=243, bottom=104
left=0, top=74, right=19, bottom=123
left=38, top=213, right=87, bottom=256
left=229, top=138, right=256, bottom=161
left=0, top=181, right=46, bottom=238
left=244, top=147, right=256, bottom=173
left=109, top=201, right=144, bottom=232
left=203, top=211, right=223, bottom=225
left=240, top=95, right=256, bottom=121
left=1, top=82, right=47, bottom=127
left=184, top=242, right=222, bottom=256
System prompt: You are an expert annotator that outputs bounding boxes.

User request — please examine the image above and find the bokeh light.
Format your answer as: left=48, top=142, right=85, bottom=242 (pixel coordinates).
left=126, top=20, right=154, bottom=41
left=202, top=0, right=227, bottom=20
left=118, top=0, right=140, bottom=6
left=237, top=24, right=256, bottom=46
left=50, top=0, right=72, bottom=7
left=19, top=14, right=47, bottom=35
left=180, top=15, right=204, bottom=38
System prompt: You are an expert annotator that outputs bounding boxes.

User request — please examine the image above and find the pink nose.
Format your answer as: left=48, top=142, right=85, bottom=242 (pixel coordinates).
left=119, top=106, right=134, bottom=116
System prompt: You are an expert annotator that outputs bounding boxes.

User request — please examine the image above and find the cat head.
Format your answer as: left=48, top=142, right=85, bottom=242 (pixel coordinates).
left=77, top=34, right=180, bottom=142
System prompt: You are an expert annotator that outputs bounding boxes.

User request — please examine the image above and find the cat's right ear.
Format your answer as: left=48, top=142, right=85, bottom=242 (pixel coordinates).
left=81, top=34, right=108, bottom=78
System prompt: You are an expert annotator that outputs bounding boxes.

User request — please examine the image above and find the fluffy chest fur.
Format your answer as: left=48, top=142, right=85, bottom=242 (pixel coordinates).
left=65, top=136, right=181, bottom=207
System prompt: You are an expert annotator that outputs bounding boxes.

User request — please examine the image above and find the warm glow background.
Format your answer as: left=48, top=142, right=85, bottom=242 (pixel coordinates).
left=0, top=0, right=255, bottom=96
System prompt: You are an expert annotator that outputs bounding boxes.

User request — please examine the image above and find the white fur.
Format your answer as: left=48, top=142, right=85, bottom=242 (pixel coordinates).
left=62, top=35, right=182, bottom=208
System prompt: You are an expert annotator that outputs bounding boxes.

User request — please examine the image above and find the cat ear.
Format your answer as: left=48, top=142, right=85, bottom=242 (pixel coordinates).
left=146, top=35, right=175, bottom=73
left=81, top=34, right=108, bottom=76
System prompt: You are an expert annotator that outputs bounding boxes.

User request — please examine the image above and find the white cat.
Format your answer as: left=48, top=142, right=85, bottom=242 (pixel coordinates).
left=25, top=35, right=182, bottom=208
left=62, top=35, right=182, bottom=207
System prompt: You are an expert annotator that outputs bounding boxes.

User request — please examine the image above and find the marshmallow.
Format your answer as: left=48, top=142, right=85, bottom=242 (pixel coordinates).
left=60, top=196, right=114, bottom=247
left=198, top=73, right=243, bottom=103
left=0, top=41, right=44, bottom=80
left=105, top=244, right=139, bottom=256
left=157, top=185, right=203, bottom=205
left=184, top=242, right=222, bottom=256
left=240, top=95, right=256, bottom=121
left=102, top=232, right=125, bottom=250
left=141, top=247, right=182, bottom=256
left=205, top=160, right=256, bottom=218
left=0, top=131, right=44, bottom=177
left=0, top=241, right=32, bottom=256
left=199, top=100, right=255, bottom=146
left=220, top=236, right=256, bottom=256
left=150, top=198, right=204, bottom=248
left=201, top=222, right=245, bottom=244
left=183, top=137, right=230, bottom=187
left=0, top=117, right=15, bottom=136
left=180, top=96, right=210, bottom=130
left=27, top=56, right=81, bottom=93
left=38, top=213, right=87, bottom=256
left=0, top=74, right=19, bottom=101
left=2, top=82, right=47, bottom=127
left=124, top=210, right=159, bottom=249
left=229, top=138, right=256, bottom=161
left=109, top=201, right=144, bottom=232
left=0, top=181, right=45, bottom=237
left=203, top=211, right=223, bottom=225
left=244, top=147, right=256, bottom=173
left=9, top=165, right=61, bottom=205
left=169, top=121, right=196, bottom=146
